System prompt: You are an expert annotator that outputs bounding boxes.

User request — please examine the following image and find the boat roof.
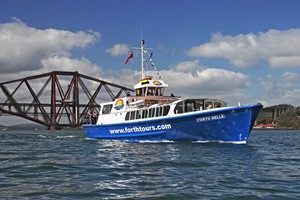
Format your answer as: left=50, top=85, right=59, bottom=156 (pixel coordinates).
left=172, top=98, right=227, bottom=104
left=134, top=77, right=168, bottom=89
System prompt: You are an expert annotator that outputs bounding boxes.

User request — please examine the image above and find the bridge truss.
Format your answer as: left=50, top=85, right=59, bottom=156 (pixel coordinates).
left=0, top=71, right=134, bottom=130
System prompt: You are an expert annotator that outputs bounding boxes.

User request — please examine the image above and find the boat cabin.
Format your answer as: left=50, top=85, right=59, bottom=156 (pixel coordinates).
left=174, top=98, right=227, bottom=114
left=134, top=76, right=168, bottom=97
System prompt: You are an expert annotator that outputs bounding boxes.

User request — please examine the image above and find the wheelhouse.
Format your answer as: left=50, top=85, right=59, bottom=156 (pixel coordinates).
left=134, top=76, right=168, bottom=97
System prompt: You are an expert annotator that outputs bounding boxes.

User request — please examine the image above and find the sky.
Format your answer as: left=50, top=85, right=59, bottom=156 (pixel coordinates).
left=1, top=0, right=300, bottom=124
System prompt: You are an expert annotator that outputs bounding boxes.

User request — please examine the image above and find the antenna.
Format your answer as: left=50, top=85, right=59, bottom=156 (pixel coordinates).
left=140, top=28, right=144, bottom=79
left=132, top=38, right=154, bottom=79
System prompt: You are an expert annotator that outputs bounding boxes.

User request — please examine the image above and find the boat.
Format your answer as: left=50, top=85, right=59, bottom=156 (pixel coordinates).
left=83, top=40, right=263, bottom=143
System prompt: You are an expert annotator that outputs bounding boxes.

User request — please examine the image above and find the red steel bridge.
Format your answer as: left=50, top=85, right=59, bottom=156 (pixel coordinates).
left=0, top=71, right=133, bottom=130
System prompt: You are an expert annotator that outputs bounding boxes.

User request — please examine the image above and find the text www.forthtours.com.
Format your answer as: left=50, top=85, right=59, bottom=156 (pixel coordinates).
left=109, top=124, right=172, bottom=134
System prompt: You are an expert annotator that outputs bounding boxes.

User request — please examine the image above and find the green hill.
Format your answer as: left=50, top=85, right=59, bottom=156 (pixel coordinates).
left=256, top=104, right=300, bottom=129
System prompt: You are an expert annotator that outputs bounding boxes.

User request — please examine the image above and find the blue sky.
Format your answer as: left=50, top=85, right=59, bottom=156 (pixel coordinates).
left=1, top=0, right=300, bottom=117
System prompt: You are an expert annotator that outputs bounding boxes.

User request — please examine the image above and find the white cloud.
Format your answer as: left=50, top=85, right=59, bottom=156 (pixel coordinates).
left=186, top=29, right=300, bottom=68
left=257, top=73, right=300, bottom=106
left=0, top=19, right=100, bottom=73
left=269, top=56, right=300, bottom=68
left=106, top=44, right=129, bottom=57
left=173, top=60, right=200, bottom=73
left=0, top=19, right=106, bottom=110
left=281, top=72, right=300, bottom=82
left=41, top=56, right=103, bottom=78
left=163, top=67, right=250, bottom=98
left=158, top=60, right=252, bottom=104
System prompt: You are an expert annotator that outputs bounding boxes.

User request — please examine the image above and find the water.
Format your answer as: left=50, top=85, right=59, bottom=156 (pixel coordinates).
left=0, top=129, right=300, bottom=200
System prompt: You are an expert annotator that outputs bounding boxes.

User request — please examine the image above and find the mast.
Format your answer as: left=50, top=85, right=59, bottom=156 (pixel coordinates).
left=141, top=39, right=145, bottom=79
left=132, top=39, right=154, bottom=79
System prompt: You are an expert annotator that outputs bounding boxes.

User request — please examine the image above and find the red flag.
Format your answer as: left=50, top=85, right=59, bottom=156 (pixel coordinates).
left=125, top=51, right=134, bottom=64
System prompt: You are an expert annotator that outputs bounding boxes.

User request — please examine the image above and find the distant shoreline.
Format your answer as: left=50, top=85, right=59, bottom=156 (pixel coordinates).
left=253, top=127, right=294, bottom=130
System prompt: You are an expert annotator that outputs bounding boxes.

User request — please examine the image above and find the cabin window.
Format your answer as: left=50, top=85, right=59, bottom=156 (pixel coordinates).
left=214, top=101, right=222, bottom=108
left=157, top=88, right=164, bottom=96
left=175, top=101, right=184, bottom=114
left=147, top=87, right=155, bottom=96
left=125, top=105, right=171, bottom=121
left=148, top=108, right=153, bottom=118
left=136, top=88, right=142, bottom=96
left=159, top=107, right=163, bottom=116
left=125, top=112, right=130, bottom=120
left=156, top=88, right=163, bottom=96
left=186, top=102, right=194, bottom=112
left=186, top=100, right=204, bottom=112
left=142, top=109, right=148, bottom=118
left=163, top=105, right=170, bottom=116
left=136, top=110, right=141, bottom=119
left=102, top=104, right=113, bottom=114
left=204, top=101, right=213, bottom=109
left=150, top=108, right=155, bottom=117
left=175, top=99, right=206, bottom=114
left=195, top=100, right=203, bottom=111
left=130, top=111, right=135, bottom=120
left=155, top=107, right=162, bottom=117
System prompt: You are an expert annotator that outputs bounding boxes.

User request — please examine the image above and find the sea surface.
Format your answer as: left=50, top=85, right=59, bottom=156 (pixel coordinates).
left=0, top=129, right=299, bottom=200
